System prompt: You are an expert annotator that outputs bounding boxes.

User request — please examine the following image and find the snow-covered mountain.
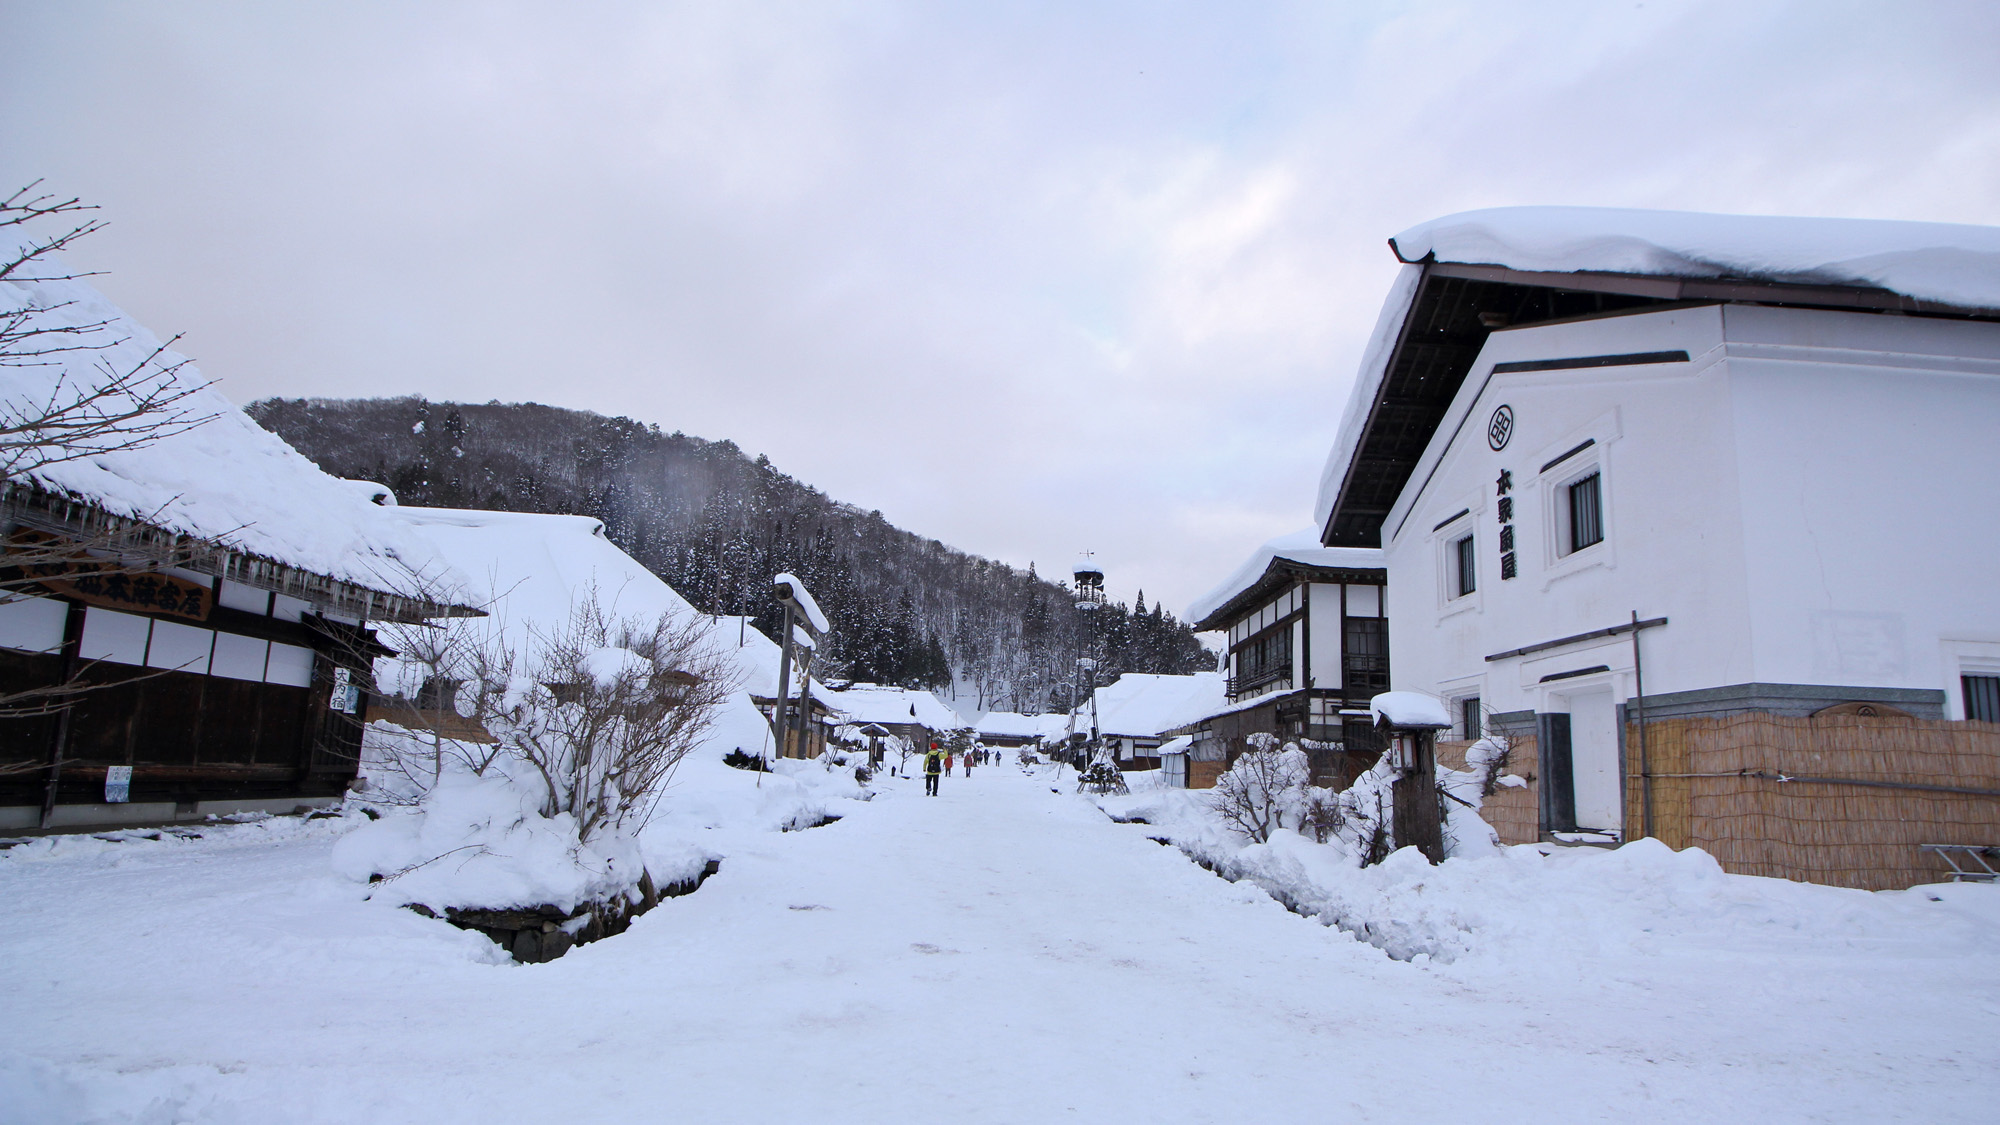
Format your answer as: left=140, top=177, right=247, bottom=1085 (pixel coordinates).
left=248, top=395, right=1210, bottom=711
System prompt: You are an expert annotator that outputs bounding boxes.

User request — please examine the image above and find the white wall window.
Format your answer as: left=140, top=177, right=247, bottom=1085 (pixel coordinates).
left=1453, top=534, right=1477, bottom=597
left=1564, top=471, right=1604, bottom=554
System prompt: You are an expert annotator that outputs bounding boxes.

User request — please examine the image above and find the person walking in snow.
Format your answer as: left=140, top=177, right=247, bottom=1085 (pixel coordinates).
left=924, top=744, right=944, bottom=796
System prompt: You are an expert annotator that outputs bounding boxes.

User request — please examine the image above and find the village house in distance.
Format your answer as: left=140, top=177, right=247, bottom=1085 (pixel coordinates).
left=1178, top=532, right=1388, bottom=789
left=1244, top=204, right=2000, bottom=889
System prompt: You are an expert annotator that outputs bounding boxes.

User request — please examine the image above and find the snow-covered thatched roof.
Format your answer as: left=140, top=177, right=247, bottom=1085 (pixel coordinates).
left=0, top=243, right=466, bottom=608
left=1314, top=206, right=2000, bottom=540
left=1082, top=672, right=1225, bottom=740
left=826, top=684, right=966, bottom=731
left=1184, top=528, right=1382, bottom=629
left=395, top=506, right=697, bottom=645
left=973, top=710, right=1050, bottom=739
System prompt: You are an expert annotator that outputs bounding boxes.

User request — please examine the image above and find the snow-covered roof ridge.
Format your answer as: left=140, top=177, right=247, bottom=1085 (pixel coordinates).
left=0, top=247, right=466, bottom=604
left=1390, top=206, right=2000, bottom=310
left=1184, top=528, right=1383, bottom=627
left=825, top=684, right=966, bottom=730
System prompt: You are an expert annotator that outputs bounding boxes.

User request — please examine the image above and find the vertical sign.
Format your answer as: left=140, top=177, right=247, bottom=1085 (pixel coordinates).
left=330, top=667, right=359, bottom=714
left=1496, top=468, right=1517, bottom=580
left=104, top=765, right=132, bottom=803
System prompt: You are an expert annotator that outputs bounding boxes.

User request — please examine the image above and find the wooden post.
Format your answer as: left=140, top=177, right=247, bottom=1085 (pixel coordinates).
left=771, top=604, right=795, bottom=765
left=1390, top=729, right=1446, bottom=863
left=39, top=598, right=87, bottom=829
left=1632, top=609, right=1653, bottom=841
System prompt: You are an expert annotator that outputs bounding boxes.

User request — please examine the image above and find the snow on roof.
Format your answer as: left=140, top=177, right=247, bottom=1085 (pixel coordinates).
left=772, top=572, right=830, bottom=635
left=1370, top=691, right=1452, bottom=729
left=1390, top=206, right=2000, bottom=309
left=1, top=250, right=460, bottom=601
left=1315, top=207, right=2000, bottom=532
left=1082, top=672, right=1226, bottom=739
left=825, top=684, right=966, bottom=731
left=1184, top=528, right=1383, bottom=626
left=973, top=710, right=1052, bottom=739
left=396, top=506, right=696, bottom=650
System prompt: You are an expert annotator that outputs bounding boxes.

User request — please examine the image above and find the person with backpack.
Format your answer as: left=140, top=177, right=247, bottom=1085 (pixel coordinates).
left=923, top=742, right=944, bottom=796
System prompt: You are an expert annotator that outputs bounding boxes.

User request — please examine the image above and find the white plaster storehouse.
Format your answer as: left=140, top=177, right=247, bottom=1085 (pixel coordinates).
left=1315, top=207, right=2000, bottom=837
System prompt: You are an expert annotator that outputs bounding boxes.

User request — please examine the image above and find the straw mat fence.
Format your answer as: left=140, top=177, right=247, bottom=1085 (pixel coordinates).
left=1438, top=736, right=1541, bottom=847
left=1624, top=713, right=2000, bottom=890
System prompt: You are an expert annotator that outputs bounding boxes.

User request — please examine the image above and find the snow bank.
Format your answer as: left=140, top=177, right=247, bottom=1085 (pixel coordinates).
left=1101, top=758, right=2000, bottom=968
left=332, top=769, right=648, bottom=914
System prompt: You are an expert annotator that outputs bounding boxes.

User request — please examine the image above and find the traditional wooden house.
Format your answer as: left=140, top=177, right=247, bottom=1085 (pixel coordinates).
left=972, top=710, right=1053, bottom=750
left=1071, top=671, right=1224, bottom=772
left=1, top=273, right=477, bottom=830
left=1313, top=206, right=2000, bottom=873
left=1176, top=532, right=1388, bottom=788
left=824, top=684, right=965, bottom=754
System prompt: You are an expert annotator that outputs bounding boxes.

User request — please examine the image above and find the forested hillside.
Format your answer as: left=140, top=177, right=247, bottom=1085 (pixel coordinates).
left=248, top=397, right=1211, bottom=713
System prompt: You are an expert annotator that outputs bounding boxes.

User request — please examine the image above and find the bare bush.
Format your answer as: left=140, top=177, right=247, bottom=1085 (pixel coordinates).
left=477, top=601, right=733, bottom=844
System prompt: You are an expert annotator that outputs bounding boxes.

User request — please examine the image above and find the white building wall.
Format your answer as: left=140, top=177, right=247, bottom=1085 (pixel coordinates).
left=1383, top=304, right=1755, bottom=723
left=1723, top=305, right=2000, bottom=714
left=1382, top=302, right=2000, bottom=725
left=1307, top=582, right=1343, bottom=689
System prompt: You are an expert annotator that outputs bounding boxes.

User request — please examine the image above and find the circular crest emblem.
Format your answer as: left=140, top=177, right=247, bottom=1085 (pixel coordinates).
left=1486, top=404, right=1515, bottom=451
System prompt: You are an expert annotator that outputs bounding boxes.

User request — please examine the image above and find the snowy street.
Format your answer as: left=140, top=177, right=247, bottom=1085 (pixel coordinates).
left=6, top=762, right=1998, bottom=1123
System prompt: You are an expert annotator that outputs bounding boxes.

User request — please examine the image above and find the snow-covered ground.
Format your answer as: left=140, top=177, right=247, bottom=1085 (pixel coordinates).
left=5, top=763, right=1998, bottom=1123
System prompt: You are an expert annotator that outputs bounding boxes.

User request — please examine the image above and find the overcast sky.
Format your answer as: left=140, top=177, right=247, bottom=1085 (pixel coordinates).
left=4, top=1, right=1997, bottom=617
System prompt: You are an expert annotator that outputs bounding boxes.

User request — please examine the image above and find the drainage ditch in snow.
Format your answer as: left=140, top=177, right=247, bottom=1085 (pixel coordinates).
left=411, top=859, right=721, bottom=964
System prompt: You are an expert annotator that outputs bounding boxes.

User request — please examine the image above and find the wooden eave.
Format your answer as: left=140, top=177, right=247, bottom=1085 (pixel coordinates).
left=1, top=479, right=482, bottom=625
left=1319, top=255, right=2000, bottom=550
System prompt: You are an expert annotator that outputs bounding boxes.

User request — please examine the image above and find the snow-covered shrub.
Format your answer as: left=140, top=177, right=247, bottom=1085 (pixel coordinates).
left=1210, top=734, right=1310, bottom=844
left=721, top=748, right=768, bottom=772
left=341, top=596, right=735, bottom=921
left=480, top=600, right=734, bottom=845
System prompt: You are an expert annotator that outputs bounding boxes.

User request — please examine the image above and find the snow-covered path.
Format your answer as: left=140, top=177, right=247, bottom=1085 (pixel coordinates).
left=5, top=764, right=1998, bottom=1123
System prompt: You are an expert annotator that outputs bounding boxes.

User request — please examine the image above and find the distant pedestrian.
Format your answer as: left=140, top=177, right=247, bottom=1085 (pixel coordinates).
left=924, top=744, right=943, bottom=796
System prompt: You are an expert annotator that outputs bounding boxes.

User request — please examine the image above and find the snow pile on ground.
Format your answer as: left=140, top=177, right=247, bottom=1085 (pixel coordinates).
left=1088, top=736, right=1998, bottom=967
left=331, top=769, right=652, bottom=915
left=337, top=690, right=873, bottom=915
